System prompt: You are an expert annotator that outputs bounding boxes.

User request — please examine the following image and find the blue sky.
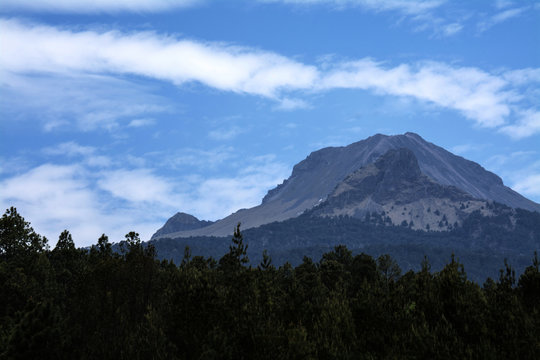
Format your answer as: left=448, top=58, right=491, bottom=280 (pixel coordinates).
left=1, top=0, right=539, bottom=247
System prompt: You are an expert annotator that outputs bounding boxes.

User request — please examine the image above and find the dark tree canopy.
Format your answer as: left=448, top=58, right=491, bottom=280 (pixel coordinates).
left=1, top=207, right=539, bottom=359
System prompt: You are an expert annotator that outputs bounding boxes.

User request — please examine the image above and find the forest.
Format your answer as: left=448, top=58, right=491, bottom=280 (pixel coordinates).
left=152, top=203, right=540, bottom=283
left=1, top=207, right=540, bottom=359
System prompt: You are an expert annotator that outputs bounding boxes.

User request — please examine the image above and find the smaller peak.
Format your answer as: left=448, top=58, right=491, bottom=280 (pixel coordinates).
left=369, top=133, right=389, bottom=140
left=404, top=132, right=422, bottom=139
left=151, top=212, right=213, bottom=239
left=171, top=212, right=201, bottom=222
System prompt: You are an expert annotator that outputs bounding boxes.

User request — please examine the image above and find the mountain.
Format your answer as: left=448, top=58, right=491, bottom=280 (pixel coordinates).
left=154, top=132, right=539, bottom=240
left=151, top=212, right=213, bottom=239
left=149, top=132, right=540, bottom=282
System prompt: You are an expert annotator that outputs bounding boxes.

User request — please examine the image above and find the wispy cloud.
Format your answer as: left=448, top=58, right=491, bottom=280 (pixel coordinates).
left=0, top=0, right=201, bottom=13
left=275, top=98, right=310, bottom=111
left=495, top=0, right=514, bottom=10
left=478, top=6, right=528, bottom=32
left=513, top=174, right=540, bottom=198
left=259, top=0, right=444, bottom=15
left=320, top=59, right=512, bottom=128
left=499, top=110, right=540, bottom=139
left=0, top=164, right=114, bottom=246
left=485, top=150, right=540, bottom=201
left=441, top=22, right=463, bottom=36
left=0, top=71, right=168, bottom=131
left=0, top=147, right=290, bottom=246
left=43, top=141, right=96, bottom=157
left=1, top=18, right=538, bottom=138
left=98, top=168, right=180, bottom=206
left=451, top=144, right=483, bottom=155
left=208, top=126, right=245, bottom=141
left=42, top=142, right=114, bottom=167
left=128, top=118, right=156, bottom=128
left=259, top=0, right=464, bottom=37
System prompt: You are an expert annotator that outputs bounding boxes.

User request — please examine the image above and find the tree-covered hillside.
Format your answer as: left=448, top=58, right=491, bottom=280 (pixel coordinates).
left=1, top=207, right=540, bottom=359
left=153, top=202, right=540, bottom=282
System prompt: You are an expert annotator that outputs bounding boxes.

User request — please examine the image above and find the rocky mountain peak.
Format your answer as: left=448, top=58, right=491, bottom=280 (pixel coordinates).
left=151, top=212, right=213, bottom=239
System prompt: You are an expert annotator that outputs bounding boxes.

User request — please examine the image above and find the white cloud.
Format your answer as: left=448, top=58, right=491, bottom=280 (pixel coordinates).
left=188, top=157, right=290, bottom=220
left=478, top=6, right=528, bottom=32
left=43, top=141, right=96, bottom=157
left=442, top=22, right=463, bottom=36
left=484, top=150, right=540, bottom=203
left=128, top=118, right=156, bottom=127
left=98, top=168, right=179, bottom=206
left=275, top=98, right=310, bottom=110
left=0, top=150, right=291, bottom=246
left=0, top=164, right=106, bottom=246
left=259, top=0, right=444, bottom=15
left=451, top=144, right=476, bottom=155
left=499, top=110, right=540, bottom=139
left=495, top=0, right=514, bottom=10
left=503, top=68, right=540, bottom=86
left=0, top=18, right=318, bottom=98
left=0, top=71, right=168, bottom=131
left=491, top=7, right=526, bottom=23
left=513, top=174, right=540, bottom=198
left=208, top=126, right=244, bottom=140
left=0, top=0, right=200, bottom=13
left=0, top=164, right=178, bottom=247
left=86, top=156, right=114, bottom=168
left=43, top=142, right=114, bottom=168
left=155, top=147, right=236, bottom=169
left=259, top=0, right=461, bottom=37
left=1, top=18, right=538, bottom=138
left=320, top=59, right=511, bottom=128
left=486, top=150, right=537, bottom=170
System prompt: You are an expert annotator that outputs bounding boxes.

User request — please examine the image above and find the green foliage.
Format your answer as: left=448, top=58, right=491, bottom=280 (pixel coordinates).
left=1, top=207, right=540, bottom=359
left=219, top=223, right=249, bottom=270
left=0, top=207, right=47, bottom=260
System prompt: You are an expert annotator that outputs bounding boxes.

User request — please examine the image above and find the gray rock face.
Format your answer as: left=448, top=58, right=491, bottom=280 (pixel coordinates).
left=313, top=148, right=488, bottom=231
left=155, top=132, right=540, bottom=239
left=326, top=148, right=473, bottom=206
left=263, top=132, right=537, bottom=211
left=151, top=212, right=213, bottom=239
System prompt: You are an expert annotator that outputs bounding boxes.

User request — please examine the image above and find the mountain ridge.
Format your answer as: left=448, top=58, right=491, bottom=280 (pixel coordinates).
left=152, top=132, right=539, bottom=240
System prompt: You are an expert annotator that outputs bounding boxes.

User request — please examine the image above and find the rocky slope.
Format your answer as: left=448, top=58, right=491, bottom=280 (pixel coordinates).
left=312, top=148, right=493, bottom=231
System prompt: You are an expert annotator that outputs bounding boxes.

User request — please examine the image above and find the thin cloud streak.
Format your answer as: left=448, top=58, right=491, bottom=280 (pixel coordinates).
left=477, top=6, right=529, bottom=32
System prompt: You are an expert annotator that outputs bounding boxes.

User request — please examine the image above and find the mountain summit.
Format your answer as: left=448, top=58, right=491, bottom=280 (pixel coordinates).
left=153, top=132, right=539, bottom=239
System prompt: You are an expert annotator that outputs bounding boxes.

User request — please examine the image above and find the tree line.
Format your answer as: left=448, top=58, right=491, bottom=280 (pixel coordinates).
left=1, top=207, right=539, bottom=359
